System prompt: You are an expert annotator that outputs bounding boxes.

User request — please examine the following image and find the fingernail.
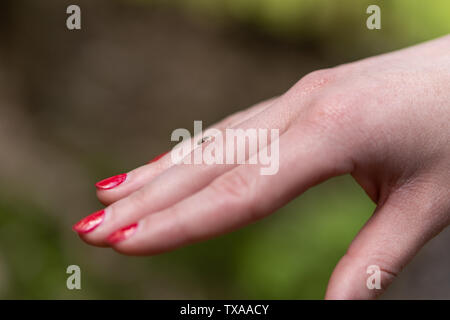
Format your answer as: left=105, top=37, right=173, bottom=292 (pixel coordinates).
left=147, top=151, right=168, bottom=164
left=107, top=223, right=138, bottom=244
left=95, top=173, right=127, bottom=190
left=72, top=210, right=105, bottom=234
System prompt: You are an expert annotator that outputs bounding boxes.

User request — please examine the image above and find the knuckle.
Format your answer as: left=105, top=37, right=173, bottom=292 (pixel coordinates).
left=211, top=170, right=252, bottom=200
left=365, top=250, right=400, bottom=278
left=345, top=248, right=400, bottom=288
left=209, top=171, right=260, bottom=219
left=290, top=68, right=337, bottom=96
left=368, top=257, right=399, bottom=290
left=168, top=205, right=194, bottom=242
left=210, top=170, right=262, bottom=220
left=306, top=92, right=362, bottom=137
left=124, top=187, right=149, bottom=212
left=302, top=68, right=335, bottom=83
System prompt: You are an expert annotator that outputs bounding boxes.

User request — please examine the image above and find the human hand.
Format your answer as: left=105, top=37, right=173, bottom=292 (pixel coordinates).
left=73, top=35, right=450, bottom=299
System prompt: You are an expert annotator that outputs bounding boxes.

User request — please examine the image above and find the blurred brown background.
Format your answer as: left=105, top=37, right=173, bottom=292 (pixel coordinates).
left=0, top=0, right=449, bottom=299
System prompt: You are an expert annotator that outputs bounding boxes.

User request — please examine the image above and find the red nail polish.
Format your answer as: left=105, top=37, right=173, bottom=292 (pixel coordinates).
left=107, top=223, right=138, bottom=244
left=72, top=210, right=105, bottom=234
left=95, top=173, right=127, bottom=190
left=147, top=151, right=168, bottom=164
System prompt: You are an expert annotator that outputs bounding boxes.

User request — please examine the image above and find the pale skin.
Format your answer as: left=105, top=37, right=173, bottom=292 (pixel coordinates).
left=76, top=35, right=450, bottom=299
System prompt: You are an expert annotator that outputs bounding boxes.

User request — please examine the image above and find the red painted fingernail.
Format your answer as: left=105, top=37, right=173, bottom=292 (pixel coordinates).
left=147, top=151, right=168, bottom=164
left=95, top=173, right=127, bottom=190
left=72, top=210, right=105, bottom=234
left=107, top=223, right=138, bottom=244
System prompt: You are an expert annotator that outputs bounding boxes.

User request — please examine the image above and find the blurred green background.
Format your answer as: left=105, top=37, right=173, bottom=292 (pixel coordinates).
left=0, top=0, right=448, bottom=299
